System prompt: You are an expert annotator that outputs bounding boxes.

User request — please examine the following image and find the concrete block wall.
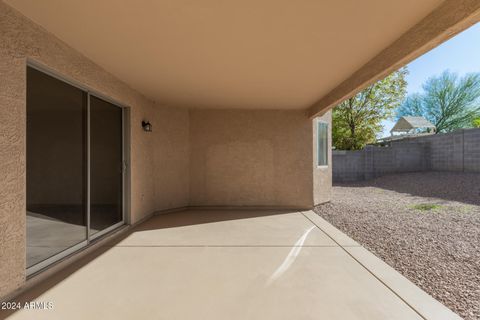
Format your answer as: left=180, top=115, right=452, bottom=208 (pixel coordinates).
left=333, top=143, right=427, bottom=182
left=333, top=128, right=480, bottom=182
left=331, top=150, right=366, bottom=182
left=411, top=132, right=464, bottom=171
left=373, top=143, right=427, bottom=175
left=408, top=129, right=479, bottom=172
left=464, top=129, right=480, bottom=171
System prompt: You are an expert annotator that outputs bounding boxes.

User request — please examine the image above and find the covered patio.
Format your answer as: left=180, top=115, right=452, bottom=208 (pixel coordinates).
left=1, top=1, right=480, bottom=318
left=1, top=209, right=459, bottom=320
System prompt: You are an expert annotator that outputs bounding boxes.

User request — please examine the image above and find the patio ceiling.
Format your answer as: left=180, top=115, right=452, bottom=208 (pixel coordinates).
left=3, top=0, right=453, bottom=110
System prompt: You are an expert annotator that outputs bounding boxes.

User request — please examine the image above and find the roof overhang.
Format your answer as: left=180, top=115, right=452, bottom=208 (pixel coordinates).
left=4, top=0, right=480, bottom=112
left=308, top=0, right=480, bottom=118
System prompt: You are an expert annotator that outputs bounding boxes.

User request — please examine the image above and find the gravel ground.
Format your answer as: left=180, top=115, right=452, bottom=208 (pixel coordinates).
left=314, top=172, right=480, bottom=320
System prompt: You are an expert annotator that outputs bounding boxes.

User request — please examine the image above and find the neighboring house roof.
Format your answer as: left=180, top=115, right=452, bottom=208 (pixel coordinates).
left=391, top=116, right=436, bottom=133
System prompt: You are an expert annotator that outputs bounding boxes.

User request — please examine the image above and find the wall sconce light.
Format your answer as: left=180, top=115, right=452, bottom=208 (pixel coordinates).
left=142, top=120, right=152, bottom=132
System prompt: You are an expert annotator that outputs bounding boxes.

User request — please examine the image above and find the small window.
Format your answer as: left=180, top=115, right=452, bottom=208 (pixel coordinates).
left=317, top=121, right=328, bottom=166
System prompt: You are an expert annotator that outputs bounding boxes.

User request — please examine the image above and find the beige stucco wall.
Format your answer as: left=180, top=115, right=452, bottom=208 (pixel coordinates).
left=189, top=109, right=314, bottom=208
left=0, top=2, right=189, bottom=298
left=153, top=107, right=190, bottom=211
left=313, top=111, right=333, bottom=205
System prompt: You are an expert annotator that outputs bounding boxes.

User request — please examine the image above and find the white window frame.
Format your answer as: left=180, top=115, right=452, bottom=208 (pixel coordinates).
left=317, top=120, right=329, bottom=168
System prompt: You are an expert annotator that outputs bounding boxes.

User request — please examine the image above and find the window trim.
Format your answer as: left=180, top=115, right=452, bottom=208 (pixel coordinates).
left=316, top=120, right=329, bottom=168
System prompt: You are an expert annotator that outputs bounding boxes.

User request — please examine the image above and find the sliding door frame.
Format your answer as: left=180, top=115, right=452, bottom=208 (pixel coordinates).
left=88, top=94, right=126, bottom=241
left=26, top=60, right=129, bottom=276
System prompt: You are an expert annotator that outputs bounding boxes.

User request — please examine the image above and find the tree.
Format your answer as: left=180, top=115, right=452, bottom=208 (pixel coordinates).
left=473, top=117, right=480, bottom=128
left=333, top=67, right=408, bottom=150
left=396, top=71, right=480, bottom=133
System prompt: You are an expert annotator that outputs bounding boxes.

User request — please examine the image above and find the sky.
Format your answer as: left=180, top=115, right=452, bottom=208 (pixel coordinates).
left=379, top=22, right=480, bottom=138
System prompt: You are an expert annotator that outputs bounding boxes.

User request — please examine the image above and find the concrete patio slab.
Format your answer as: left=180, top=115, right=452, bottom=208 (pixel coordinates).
left=302, top=210, right=360, bottom=247
left=0, top=209, right=458, bottom=320
left=116, top=210, right=336, bottom=247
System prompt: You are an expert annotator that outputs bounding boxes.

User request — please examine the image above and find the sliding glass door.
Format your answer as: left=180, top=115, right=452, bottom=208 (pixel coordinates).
left=26, top=65, right=124, bottom=273
left=89, top=96, right=123, bottom=237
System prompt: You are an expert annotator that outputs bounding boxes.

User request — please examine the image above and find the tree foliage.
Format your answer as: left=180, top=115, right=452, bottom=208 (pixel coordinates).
left=332, top=67, right=408, bottom=150
left=473, top=117, right=480, bottom=128
left=396, top=71, right=480, bottom=133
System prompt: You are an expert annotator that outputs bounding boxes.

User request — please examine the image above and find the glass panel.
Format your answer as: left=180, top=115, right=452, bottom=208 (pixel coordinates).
left=89, top=96, right=123, bottom=235
left=26, top=67, right=87, bottom=268
left=317, top=122, right=328, bottom=166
